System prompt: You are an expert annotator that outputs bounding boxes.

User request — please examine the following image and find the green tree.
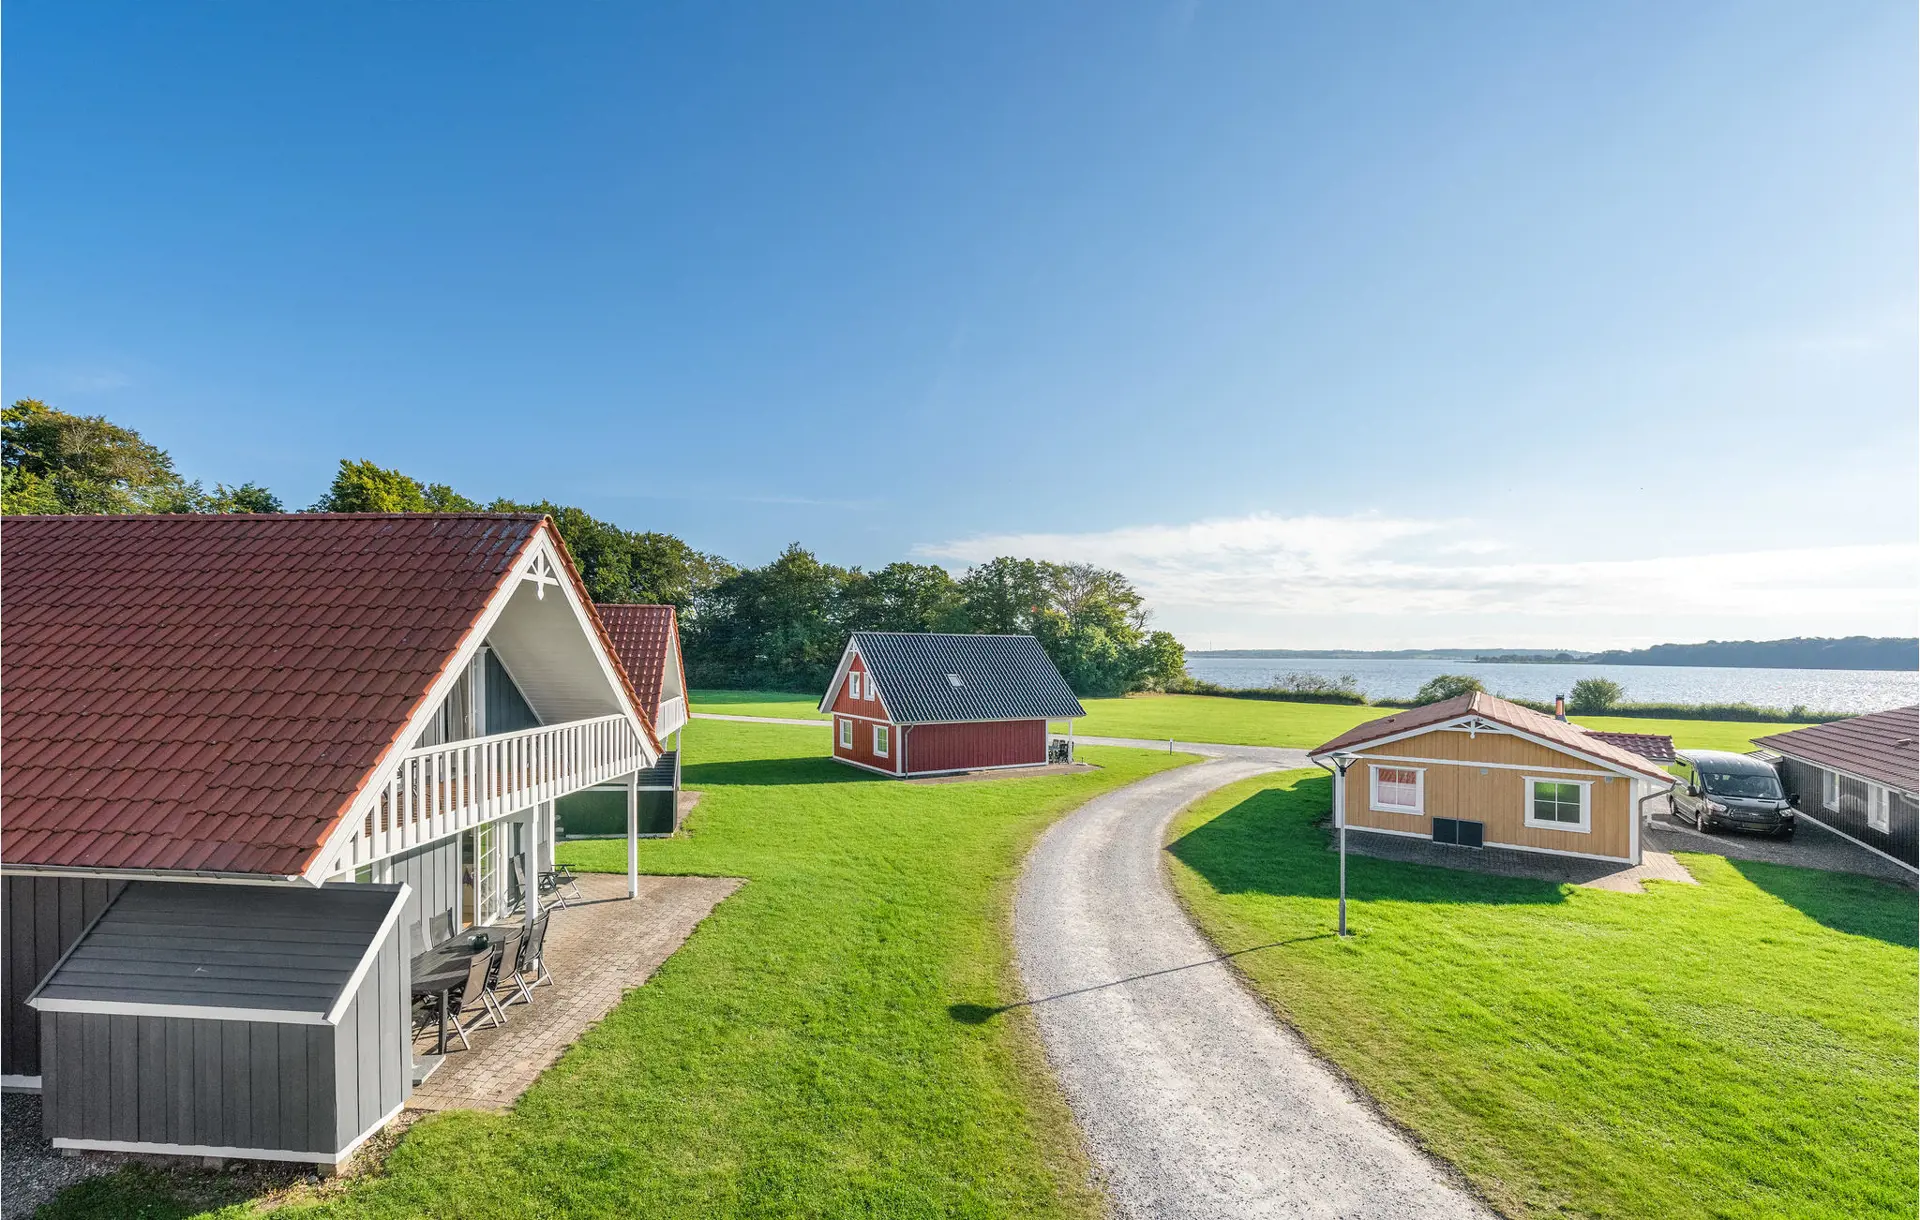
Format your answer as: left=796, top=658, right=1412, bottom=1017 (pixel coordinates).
left=1414, top=673, right=1485, bottom=704
left=685, top=544, right=857, bottom=689
left=1568, top=677, right=1625, bottom=714
left=310, top=459, right=434, bottom=512
left=497, top=500, right=733, bottom=610
left=845, top=562, right=966, bottom=633
left=2, top=399, right=190, bottom=514
left=957, top=557, right=1060, bottom=635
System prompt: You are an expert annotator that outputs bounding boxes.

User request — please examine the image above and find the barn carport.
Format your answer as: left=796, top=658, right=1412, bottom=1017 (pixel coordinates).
left=27, top=881, right=412, bottom=1170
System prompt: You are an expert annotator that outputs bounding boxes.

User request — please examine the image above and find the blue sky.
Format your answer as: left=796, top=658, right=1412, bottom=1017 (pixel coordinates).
left=8, top=2, right=1915, bottom=649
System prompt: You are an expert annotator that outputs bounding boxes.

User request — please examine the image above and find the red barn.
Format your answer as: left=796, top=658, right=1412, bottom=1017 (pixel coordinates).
left=818, top=632, right=1086, bottom=777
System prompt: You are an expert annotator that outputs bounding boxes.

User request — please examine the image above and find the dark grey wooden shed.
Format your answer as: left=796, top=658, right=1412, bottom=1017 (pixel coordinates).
left=28, top=880, right=413, bottom=1168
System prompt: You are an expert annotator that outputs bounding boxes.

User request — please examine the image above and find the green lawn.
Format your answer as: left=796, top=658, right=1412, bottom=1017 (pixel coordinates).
left=1064, top=692, right=1810, bottom=753
left=1165, top=769, right=1918, bottom=1220
left=47, top=722, right=1189, bottom=1220
left=692, top=689, right=1811, bottom=754
left=691, top=688, right=828, bottom=720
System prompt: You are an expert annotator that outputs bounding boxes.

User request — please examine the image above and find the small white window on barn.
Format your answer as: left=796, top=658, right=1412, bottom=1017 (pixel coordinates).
left=1369, top=765, right=1424, bottom=814
left=873, top=725, right=890, bottom=757
left=1524, top=776, right=1592, bottom=833
left=848, top=671, right=862, bottom=701
left=1868, top=785, right=1892, bottom=834
left=1821, top=770, right=1838, bottom=812
left=946, top=674, right=964, bottom=688
left=839, top=718, right=853, bottom=749
left=868, top=674, right=880, bottom=701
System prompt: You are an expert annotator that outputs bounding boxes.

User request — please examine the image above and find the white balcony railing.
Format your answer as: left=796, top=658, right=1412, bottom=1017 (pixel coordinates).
left=342, top=713, right=648, bottom=868
left=656, top=694, right=688, bottom=739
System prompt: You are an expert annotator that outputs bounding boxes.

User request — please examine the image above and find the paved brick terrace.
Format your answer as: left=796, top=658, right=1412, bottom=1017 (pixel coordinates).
left=409, top=872, right=740, bottom=1112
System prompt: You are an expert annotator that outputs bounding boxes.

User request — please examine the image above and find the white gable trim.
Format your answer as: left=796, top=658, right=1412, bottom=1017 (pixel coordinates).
left=303, top=525, right=657, bottom=884
left=1311, top=713, right=1670, bottom=785
left=816, top=639, right=895, bottom=723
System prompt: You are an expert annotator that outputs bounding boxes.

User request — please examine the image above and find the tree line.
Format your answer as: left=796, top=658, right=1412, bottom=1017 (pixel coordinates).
left=1, top=399, right=1187, bottom=696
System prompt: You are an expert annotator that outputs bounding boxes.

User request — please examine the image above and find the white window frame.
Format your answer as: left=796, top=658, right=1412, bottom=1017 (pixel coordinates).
left=1820, top=769, right=1838, bottom=813
left=1368, top=764, right=1425, bottom=815
left=873, top=724, right=890, bottom=757
left=868, top=674, right=879, bottom=702
left=848, top=671, right=862, bottom=701
left=1868, top=785, right=1892, bottom=834
left=838, top=718, right=853, bottom=749
left=1524, top=775, right=1592, bottom=833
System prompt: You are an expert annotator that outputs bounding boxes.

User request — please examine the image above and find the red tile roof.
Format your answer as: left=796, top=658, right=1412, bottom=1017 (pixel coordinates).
left=1581, top=730, right=1677, bottom=764
left=1310, top=691, right=1675, bottom=782
left=2, top=514, right=545, bottom=876
left=595, top=604, right=679, bottom=722
left=1754, top=706, right=1919, bottom=794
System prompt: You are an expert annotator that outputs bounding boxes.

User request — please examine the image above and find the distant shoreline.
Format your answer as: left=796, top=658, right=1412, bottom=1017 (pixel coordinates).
left=1187, top=637, right=1919, bottom=673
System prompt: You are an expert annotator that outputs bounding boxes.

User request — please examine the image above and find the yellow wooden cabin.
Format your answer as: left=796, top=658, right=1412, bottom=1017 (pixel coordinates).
left=1309, top=692, right=1675, bottom=865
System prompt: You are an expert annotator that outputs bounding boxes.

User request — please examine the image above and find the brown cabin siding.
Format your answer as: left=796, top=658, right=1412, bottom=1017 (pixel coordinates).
left=1340, top=727, right=1640, bottom=862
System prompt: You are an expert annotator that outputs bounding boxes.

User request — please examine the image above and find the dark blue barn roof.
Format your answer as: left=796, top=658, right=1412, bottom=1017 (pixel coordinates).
left=821, top=633, right=1086, bottom=724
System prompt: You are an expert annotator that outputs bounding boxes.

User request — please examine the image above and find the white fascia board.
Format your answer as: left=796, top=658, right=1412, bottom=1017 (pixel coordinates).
left=324, top=882, right=412, bottom=1025
left=304, top=530, right=546, bottom=883
left=29, top=997, right=332, bottom=1025
left=1309, top=715, right=1671, bottom=786
left=304, top=525, right=659, bottom=883
left=533, top=529, right=663, bottom=759
left=817, top=639, right=861, bottom=714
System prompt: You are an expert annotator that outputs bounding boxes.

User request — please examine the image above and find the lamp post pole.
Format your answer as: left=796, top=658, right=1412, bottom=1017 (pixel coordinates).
left=1331, top=752, right=1357, bottom=937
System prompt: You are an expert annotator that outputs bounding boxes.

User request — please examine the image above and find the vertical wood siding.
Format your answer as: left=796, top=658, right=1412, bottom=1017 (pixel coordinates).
left=1777, top=758, right=1918, bottom=865
left=905, top=720, right=1048, bottom=775
left=829, top=653, right=886, bottom=718
left=1343, top=728, right=1638, bottom=861
left=832, top=713, right=898, bottom=773
left=2, top=877, right=124, bottom=1077
left=384, top=838, right=461, bottom=953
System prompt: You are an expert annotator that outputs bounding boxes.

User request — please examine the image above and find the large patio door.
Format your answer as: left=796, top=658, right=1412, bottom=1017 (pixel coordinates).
left=475, top=823, right=504, bottom=925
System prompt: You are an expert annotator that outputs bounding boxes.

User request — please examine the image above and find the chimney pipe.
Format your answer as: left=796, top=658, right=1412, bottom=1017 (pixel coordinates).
left=1554, top=694, right=1566, bottom=721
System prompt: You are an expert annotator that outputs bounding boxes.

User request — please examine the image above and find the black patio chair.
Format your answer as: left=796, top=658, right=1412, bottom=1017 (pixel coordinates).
left=504, top=912, right=553, bottom=1006
left=428, top=946, right=505, bottom=1051
left=486, top=925, right=526, bottom=1012
left=512, top=857, right=578, bottom=910
left=430, top=911, right=456, bottom=946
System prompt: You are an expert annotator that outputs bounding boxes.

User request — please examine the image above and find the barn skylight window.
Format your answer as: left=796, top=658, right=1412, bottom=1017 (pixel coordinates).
left=946, top=674, right=964, bottom=687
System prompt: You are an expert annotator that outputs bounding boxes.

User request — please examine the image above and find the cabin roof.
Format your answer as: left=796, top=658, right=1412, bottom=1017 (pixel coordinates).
left=1309, top=691, right=1675, bottom=782
left=1754, top=707, right=1920, bottom=794
left=27, top=880, right=406, bottom=1024
left=820, top=632, right=1086, bottom=724
left=594, top=604, right=680, bottom=723
left=1, top=513, right=649, bottom=878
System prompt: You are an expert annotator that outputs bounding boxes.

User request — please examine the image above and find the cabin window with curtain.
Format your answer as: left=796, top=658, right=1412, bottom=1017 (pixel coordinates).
left=838, top=719, right=853, bottom=749
left=1525, top=777, right=1591, bottom=832
left=873, top=725, right=890, bottom=757
left=1868, top=785, right=1891, bottom=833
left=1369, top=765, right=1423, bottom=814
left=849, top=671, right=862, bottom=701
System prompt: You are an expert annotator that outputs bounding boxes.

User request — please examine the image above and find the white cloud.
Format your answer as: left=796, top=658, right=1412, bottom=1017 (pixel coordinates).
left=916, top=512, right=1920, bottom=646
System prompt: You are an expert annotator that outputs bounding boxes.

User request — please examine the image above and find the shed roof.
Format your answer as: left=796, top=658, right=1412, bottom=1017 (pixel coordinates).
left=595, top=604, right=680, bottom=722
left=1309, top=691, right=1675, bottom=782
left=27, top=881, right=406, bottom=1024
left=823, top=633, right=1086, bottom=724
left=1754, top=707, right=1920, bottom=794
left=1, top=514, right=545, bottom=876
left=1582, top=730, right=1677, bottom=764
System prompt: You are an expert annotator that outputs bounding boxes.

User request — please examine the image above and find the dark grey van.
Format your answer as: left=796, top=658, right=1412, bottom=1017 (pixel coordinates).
left=1670, top=750, right=1797, bottom=838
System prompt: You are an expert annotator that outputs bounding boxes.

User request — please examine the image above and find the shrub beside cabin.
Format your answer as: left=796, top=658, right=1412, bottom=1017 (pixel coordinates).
left=1310, top=692, right=1675, bottom=865
left=819, top=633, right=1085, bottom=777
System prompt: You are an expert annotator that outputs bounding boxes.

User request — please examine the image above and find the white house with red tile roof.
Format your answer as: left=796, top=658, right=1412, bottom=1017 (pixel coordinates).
left=0, top=513, right=669, bottom=1166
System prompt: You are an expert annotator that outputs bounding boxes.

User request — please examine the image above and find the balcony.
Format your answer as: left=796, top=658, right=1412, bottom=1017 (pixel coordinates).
left=340, top=713, right=650, bottom=869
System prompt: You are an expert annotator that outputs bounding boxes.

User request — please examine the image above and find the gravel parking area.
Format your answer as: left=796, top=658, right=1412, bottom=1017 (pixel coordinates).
left=1647, top=811, right=1916, bottom=886
left=1014, top=757, right=1490, bottom=1219
left=2, top=1093, right=118, bottom=1219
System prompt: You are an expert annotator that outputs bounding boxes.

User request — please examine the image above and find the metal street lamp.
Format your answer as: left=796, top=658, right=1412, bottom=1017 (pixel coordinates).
left=1329, top=751, right=1358, bottom=937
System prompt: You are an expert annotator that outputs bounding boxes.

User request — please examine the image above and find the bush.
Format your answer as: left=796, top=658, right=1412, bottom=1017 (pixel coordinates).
left=1268, top=672, right=1365, bottom=700
left=1567, top=678, right=1625, bottom=714
left=1413, top=674, right=1485, bottom=704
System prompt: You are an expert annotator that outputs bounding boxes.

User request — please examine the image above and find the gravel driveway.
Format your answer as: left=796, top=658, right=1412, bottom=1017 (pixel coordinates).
left=1014, top=757, right=1490, bottom=1219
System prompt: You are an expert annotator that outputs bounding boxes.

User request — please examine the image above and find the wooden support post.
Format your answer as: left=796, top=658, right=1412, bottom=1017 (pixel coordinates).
left=523, top=806, right=540, bottom=927
left=627, top=771, right=640, bottom=899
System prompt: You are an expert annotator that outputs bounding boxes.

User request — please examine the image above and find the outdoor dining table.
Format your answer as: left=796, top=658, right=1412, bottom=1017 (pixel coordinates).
left=409, top=925, right=513, bottom=1056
